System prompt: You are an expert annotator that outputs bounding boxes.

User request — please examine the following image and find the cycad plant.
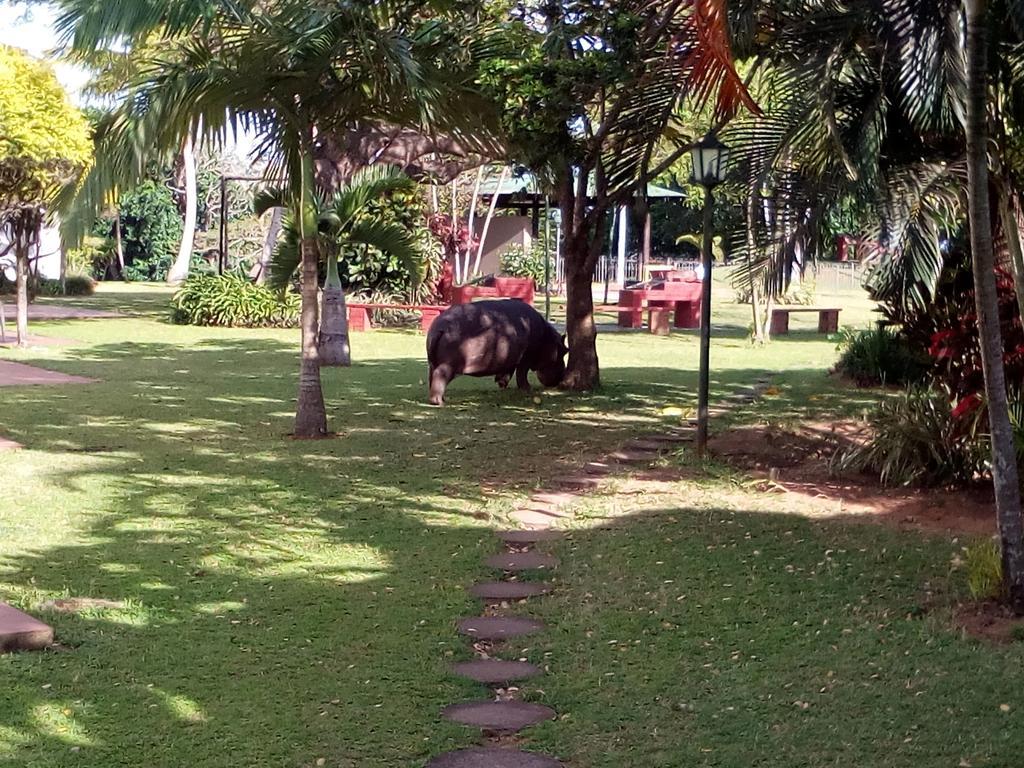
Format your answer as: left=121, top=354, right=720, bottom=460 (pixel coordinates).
left=255, top=166, right=421, bottom=367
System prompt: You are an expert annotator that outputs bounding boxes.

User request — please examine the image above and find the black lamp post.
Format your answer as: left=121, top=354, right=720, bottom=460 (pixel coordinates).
left=690, top=132, right=730, bottom=458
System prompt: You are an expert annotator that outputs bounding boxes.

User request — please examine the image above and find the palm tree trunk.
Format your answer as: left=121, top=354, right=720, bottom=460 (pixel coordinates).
left=14, top=223, right=30, bottom=348
left=168, top=133, right=197, bottom=284
left=318, top=248, right=351, bottom=367
left=294, top=235, right=329, bottom=437
left=965, top=0, right=1024, bottom=612
left=996, top=179, right=1024, bottom=321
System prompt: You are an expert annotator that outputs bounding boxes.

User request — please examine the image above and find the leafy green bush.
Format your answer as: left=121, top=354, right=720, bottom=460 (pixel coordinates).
left=831, top=386, right=985, bottom=487
left=172, top=273, right=299, bottom=327
left=835, top=326, right=931, bottom=386
left=500, top=244, right=546, bottom=286
left=966, top=539, right=1004, bottom=601
left=95, top=180, right=183, bottom=281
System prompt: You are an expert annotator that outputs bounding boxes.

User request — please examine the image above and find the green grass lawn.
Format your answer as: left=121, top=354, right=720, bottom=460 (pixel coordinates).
left=2, top=282, right=1018, bottom=767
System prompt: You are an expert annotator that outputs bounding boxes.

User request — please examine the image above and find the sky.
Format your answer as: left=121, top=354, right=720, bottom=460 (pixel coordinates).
left=0, top=2, right=90, bottom=99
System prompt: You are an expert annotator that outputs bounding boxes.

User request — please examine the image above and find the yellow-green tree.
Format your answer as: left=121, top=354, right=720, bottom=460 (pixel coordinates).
left=0, top=45, right=91, bottom=346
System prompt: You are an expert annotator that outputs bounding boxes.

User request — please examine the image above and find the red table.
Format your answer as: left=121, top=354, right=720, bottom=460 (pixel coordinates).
left=618, top=273, right=702, bottom=330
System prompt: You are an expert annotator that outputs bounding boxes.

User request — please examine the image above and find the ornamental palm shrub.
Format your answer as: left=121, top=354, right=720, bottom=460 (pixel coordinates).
left=172, top=273, right=299, bottom=328
left=832, top=386, right=986, bottom=487
left=834, top=326, right=931, bottom=387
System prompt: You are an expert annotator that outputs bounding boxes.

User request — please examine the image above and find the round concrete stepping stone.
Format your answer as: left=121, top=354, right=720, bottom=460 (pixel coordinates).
left=457, top=616, right=545, bottom=640
left=583, top=461, right=613, bottom=475
left=608, top=449, right=653, bottom=463
left=469, top=582, right=551, bottom=600
left=496, top=530, right=564, bottom=544
left=442, top=700, right=556, bottom=731
left=426, top=748, right=562, bottom=767
left=485, top=552, right=558, bottom=571
left=451, top=659, right=543, bottom=684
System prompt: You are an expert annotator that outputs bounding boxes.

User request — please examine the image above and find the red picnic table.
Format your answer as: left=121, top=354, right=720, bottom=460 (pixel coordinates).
left=617, top=269, right=703, bottom=332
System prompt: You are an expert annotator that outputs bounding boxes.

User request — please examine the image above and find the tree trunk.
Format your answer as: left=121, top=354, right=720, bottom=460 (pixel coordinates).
left=255, top=207, right=283, bottom=284
left=965, top=0, right=1024, bottom=612
left=168, top=134, right=198, bottom=284
left=318, top=248, right=351, bottom=367
left=996, top=180, right=1024, bottom=321
left=562, top=233, right=600, bottom=390
left=14, top=224, right=30, bottom=348
left=294, top=235, right=329, bottom=437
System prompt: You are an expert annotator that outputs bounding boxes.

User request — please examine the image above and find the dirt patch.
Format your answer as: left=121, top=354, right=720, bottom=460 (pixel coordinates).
left=707, top=420, right=997, bottom=538
left=953, top=601, right=1024, bottom=644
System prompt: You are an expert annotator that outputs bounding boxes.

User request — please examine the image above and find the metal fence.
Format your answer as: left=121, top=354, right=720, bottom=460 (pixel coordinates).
left=810, top=261, right=866, bottom=293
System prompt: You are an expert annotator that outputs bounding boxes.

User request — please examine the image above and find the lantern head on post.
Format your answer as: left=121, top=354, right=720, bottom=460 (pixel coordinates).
left=689, top=132, right=730, bottom=189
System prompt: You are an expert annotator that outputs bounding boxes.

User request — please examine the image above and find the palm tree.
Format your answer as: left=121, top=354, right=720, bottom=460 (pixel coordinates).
left=55, top=0, right=495, bottom=437
left=963, top=0, right=1024, bottom=611
left=255, top=165, right=422, bottom=367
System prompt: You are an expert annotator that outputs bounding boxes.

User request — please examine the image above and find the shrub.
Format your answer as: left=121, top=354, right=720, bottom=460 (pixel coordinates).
left=966, top=539, right=1004, bottom=601
left=835, top=326, right=931, bottom=386
left=500, top=244, right=546, bottom=287
left=172, top=273, right=299, bottom=327
left=831, top=386, right=985, bottom=487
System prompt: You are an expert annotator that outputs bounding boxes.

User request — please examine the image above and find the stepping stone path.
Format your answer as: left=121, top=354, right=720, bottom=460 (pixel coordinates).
left=0, top=602, right=54, bottom=653
left=427, top=374, right=777, bottom=766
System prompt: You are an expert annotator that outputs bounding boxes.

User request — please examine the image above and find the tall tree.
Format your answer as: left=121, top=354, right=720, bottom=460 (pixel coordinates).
left=0, top=45, right=91, bottom=347
left=489, top=0, right=757, bottom=389
left=963, top=0, right=1024, bottom=610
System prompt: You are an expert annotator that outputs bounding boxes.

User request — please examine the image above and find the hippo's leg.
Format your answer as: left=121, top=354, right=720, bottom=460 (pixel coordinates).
left=429, top=363, right=454, bottom=406
left=515, top=362, right=531, bottom=391
left=495, top=371, right=512, bottom=389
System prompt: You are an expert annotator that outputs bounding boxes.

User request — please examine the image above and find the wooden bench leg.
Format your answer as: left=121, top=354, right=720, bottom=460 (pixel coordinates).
left=348, top=306, right=369, bottom=332
left=618, top=310, right=643, bottom=328
left=420, top=308, right=440, bottom=334
left=818, top=310, right=839, bottom=334
left=770, top=310, right=789, bottom=336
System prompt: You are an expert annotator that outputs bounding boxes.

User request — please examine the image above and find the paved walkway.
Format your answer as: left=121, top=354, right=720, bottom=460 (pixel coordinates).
left=426, top=376, right=775, bottom=766
left=0, top=360, right=95, bottom=386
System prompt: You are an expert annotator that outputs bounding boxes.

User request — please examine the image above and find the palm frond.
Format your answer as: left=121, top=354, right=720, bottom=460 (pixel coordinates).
left=329, top=165, right=416, bottom=229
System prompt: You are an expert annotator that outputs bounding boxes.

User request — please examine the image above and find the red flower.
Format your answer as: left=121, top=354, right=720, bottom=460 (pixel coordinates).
left=952, top=393, right=982, bottom=420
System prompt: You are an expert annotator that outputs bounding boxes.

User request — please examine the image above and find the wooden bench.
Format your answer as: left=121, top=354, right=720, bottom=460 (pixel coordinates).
left=346, top=303, right=448, bottom=334
left=770, top=306, right=841, bottom=335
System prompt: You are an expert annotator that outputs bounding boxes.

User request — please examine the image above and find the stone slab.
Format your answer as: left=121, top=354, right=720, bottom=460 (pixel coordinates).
left=442, top=700, right=556, bottom=731
left=451, top=659, right=543, bottom=684
left=469, top=582, right=552, bottom=600
left=607, top=449, right=654, bottom=464
left=583, top=461, right=614, bottom=475
left=485, top=552, right=558, bottom=572
left=426, top=748, right=562, bottom=768
left=496, top=530, right=564, bottom=544
left=0, top=360, right=95, bottom=387
left=0, top=602, right=54, bottom=653
left=457, top=616, right=545, bottom=640
left=0, top=436, right=22, bottom=452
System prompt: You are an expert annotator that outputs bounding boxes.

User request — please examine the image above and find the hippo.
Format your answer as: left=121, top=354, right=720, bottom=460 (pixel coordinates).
left=426, top=299, right=567, bottom=405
